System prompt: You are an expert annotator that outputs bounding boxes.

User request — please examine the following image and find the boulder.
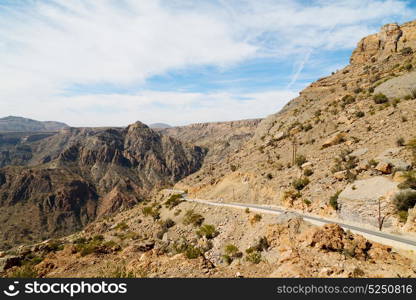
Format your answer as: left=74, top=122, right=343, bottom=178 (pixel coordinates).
left=350, top=148, right=368, bottom=158
left=375, top=162, right=393, bottom=174
left=334, top=170, right=347, bottom=180
left=322, top=132, right=347, bottom=148
left=338, top=177, right=399, bottom=227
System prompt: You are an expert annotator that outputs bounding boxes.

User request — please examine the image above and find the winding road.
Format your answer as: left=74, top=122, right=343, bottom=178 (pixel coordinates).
left=166, top=189, right=416, bottom=250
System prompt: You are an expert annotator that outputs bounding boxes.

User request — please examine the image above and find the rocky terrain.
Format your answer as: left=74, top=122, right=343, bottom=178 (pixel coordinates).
left=0, top=116, right=68, bottom=132
left=1, top=191, right=415, bottom=278
left=158, top=119, right=262, bottom=165
left=2, top=20, right=416, bottom=278
left=0, top=122, right=205, bottom=249
left=176, top=20, right=416, bottom=235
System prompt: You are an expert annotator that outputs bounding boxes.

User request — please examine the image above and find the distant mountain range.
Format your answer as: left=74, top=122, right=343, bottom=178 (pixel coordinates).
left=149, top=123, right=172, bottom=129
left=0, top=116, right=69, bottom=132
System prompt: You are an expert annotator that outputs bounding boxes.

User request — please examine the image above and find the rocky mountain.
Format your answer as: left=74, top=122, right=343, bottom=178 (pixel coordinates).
left=0, top=121, right=205, bottom=249
left=158, top=119, right=262, bottom=165
left=149, top=123, right=172, bottom=129
left=0, top=116, right=68, bottom=132
left=176, top=20, right=416, bottom=233
left=2, top=20, right=416, bottom=278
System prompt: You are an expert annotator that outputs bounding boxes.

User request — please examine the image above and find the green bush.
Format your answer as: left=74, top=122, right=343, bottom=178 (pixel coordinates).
left=164, top=194, right=183, bottom=209
left=401, top=47, right=413, bottom=55
left=354, top=111, right=365, bottom=118
left=396, top=137, right=405, bottom=147
left=398, top=171, right=416, bottom=190
left=184, top=245, right=202, bottom=259
left=6, top=265, right=38, bottom=278
left=303, top=168, right=314, bottom=176
left=183, top=210, right=205, bottom=227
left=394, top=190, right=416, bottom=211
left=398, top=210, right=409, bottom=223
left=295, top=155, right=307, bottom=167
left=114, top=222, right=129, bottom=231
left=329, top=191, right=341, bottom=210
left=142, top=206, right=160, bottom=220
left=292, top=177, right=310, bottom=190
left=245, top=251, right=262, bottom=264
left=373, top=93, right=389, bottom=104
left=196, top=224, right=218, bottom=239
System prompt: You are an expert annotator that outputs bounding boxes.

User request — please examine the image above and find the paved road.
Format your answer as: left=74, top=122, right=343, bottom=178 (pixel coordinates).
left=163, top=189, right=416, bottom=248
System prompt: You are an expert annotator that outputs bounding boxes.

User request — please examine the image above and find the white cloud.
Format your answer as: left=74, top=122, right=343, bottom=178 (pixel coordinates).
left=1, top=90, right=297, bottom=127
left=0, top=0, right=414, bottom=125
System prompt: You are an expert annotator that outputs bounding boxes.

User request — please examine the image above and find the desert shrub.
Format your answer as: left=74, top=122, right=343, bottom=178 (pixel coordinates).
left=404, top=63, right=413, bottom=71
left=162, top=218, right=175, bottom=229
left=373, top=93, right=388, bottom=104
left=196, top=224, right=218, bottom=239
left=142, top=206, right=160, bottom=220
left=352, top=267, right=365, bottom=278
left=303, top=199, right=312, bottom=206
left=398, top=210, right=409, bottom=223
left=295, top=155, right=307, bottom=167
left=114, top=222, right=129, bottom=231
left=396, top=137, right=405, bottom=147
left=251, top=214, right=262, bottom=224
left=341, top=95, right=355, bottom=106
left=329, top=191, right=341, bottom=210
left=245, top=251, right=262, bottom=264
left=401, top=47, right=413, bottom=55
left=303, top=168, right=314, bottom=176
left=394, top=190, right=416, bottom=211
left=223, top=244, right=242, bottom=264
left=353, top=87, right=362, bottom=94
left=354, top=111, right=365, bottom=118
left=398, top=171, right=416, bottom=190
left=254, top=237, right=269, bottom=251
left=183, top=210, right=204, bottom=227
left=303, top=123, right=313, bottom=132
left=230, top=164, right=237, bottom=172
left=184, top=245, right=202, bottom=259
left=164, top=194, right=183, bottom=209
left=245, top=208, right=250, bottom=214
left=222, top=255, right=233, bottom=265
left=266, top=173, right=273, bottom=180
left=46, top=239, right=64, bottom=252
left=6, top=265, right=38, bottom=278
left=368, top=159, right=378, bottom=168
left=292, top=177, right=310, bottom=190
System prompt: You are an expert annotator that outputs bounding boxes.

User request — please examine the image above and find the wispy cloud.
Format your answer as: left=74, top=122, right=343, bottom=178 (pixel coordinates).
left=0, top=0, right=414, bottom=125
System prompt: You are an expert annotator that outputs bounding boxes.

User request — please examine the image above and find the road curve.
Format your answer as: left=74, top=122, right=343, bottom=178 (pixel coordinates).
left=164, top=189, right=416, bottom=249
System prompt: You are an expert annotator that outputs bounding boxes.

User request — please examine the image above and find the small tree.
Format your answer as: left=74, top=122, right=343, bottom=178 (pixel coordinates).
left=377, top=197, right=391, bottom=231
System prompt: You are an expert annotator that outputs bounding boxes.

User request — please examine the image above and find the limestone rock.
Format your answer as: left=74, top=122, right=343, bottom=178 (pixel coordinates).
left=338, top=177, right=399, bottom=227
left=375, top=161, right=392, bottom=174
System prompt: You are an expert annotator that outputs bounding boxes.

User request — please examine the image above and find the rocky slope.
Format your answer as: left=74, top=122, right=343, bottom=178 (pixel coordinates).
left=1, top=191, right=415, bottom=278
left=0, top=116, right=68, bottom=132
left=176, top=20, right=416, bottom=234
left=0, top=122, right=205, bottom=249
left=158, top=119, right=262, bottom=165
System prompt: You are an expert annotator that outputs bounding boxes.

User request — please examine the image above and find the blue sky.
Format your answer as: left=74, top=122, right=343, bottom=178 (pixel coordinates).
left=0, top=0, right=415, bottom=126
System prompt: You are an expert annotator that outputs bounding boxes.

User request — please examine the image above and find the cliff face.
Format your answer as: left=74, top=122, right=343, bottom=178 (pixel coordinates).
left=0, top=121, right=205, bottom=249
left=351, top=21, right=416, bottom=64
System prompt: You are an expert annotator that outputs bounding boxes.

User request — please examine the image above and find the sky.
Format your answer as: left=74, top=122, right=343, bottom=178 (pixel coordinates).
left=0, top=0, right=415, bottom=127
